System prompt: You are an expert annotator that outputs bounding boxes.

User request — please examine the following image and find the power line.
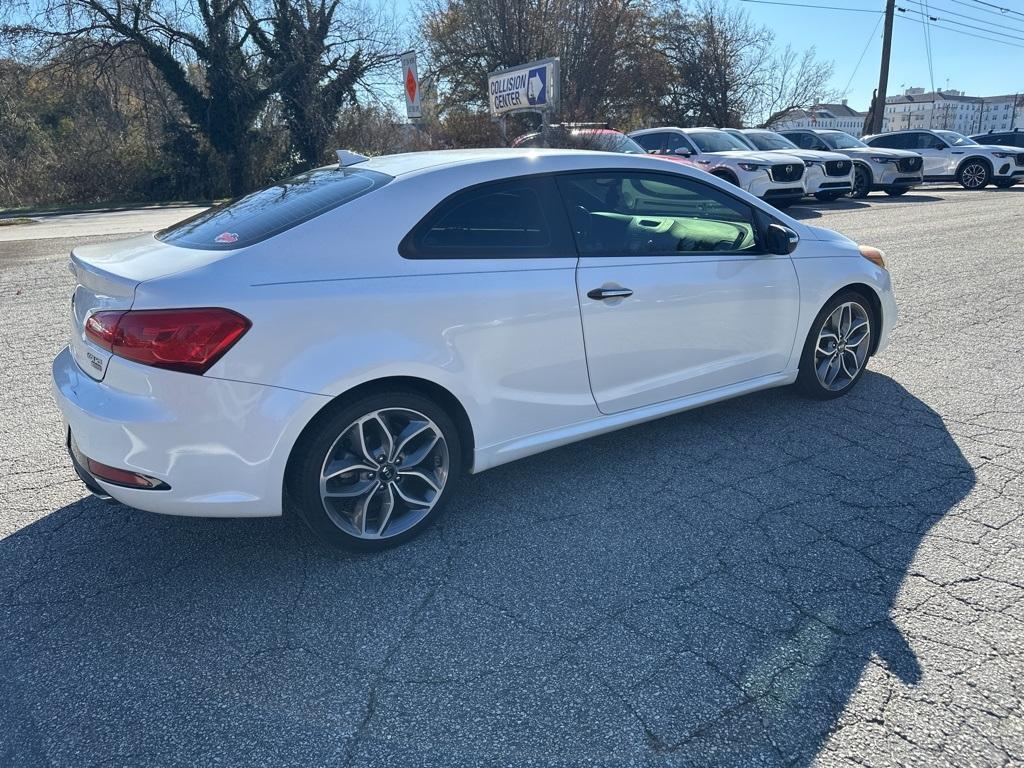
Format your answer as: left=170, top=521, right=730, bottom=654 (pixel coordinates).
left=897, top=5, right=1024, bottom=42
left=921, top=0, right=936, bottom=95
left=842, top=12, right=885, bottom=97
left=894, top=12, right=1024, bottom=47
left=736, top=0, right=882, bottom=13
left=963, top=0, right=1024, bottom=21
left=904, top=0, right=1024, bottom=34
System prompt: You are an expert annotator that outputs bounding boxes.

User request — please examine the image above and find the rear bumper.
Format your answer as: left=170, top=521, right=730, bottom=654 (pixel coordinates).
left=52, top=346, right=329, bottom=517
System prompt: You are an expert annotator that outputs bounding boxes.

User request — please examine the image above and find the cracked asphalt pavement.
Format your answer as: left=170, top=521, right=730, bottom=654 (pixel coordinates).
left=2, top=187, right=1023, bottom=767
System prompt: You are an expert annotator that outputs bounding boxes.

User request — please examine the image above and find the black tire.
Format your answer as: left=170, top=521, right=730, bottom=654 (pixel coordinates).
left=884, top=187, right=910, bottom=196
left=795, top=290, right=876, bottom=400
left=286, top=390, right=462, bottom=550
left=712, top=171, right=740, bottom=186
left=814, top=191, right=847, bottom=202
left=850, top=165, right=872, bottom=199
left=957, top=159, right=991, bottom=190
left=994, top=178, right=1017, bottom=189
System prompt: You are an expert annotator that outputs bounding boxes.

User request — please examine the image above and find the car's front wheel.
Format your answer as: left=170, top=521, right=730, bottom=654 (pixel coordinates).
left=796, top=291, right=874, bottom=399
left=814, top=191, right=847, bottom=202
left=994, top=178, right=1017, bottom=189
left=884, top=187, right=910, bottom=196
left=957, top=160, right=990, bottom=189
left=287, top=391, right=461, bottom=549
left=851, top=165, right=872, bottom=199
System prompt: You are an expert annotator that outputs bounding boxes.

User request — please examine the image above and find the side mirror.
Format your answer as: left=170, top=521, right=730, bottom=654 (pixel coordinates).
left=673, top=147, right=692, bottom=157
left=765, top=223, right=799, bottom=255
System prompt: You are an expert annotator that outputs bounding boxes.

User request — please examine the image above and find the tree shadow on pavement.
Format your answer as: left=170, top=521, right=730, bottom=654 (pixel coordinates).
left=0, top=372, right=974, bottom=767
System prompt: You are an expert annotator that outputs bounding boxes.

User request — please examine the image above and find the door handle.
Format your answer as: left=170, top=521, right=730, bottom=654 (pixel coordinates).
left=587, top=287, right=634, bottom=300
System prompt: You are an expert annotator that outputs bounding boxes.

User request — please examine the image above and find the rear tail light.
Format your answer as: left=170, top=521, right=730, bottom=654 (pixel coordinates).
left=85, top=308, right=250, bottom=374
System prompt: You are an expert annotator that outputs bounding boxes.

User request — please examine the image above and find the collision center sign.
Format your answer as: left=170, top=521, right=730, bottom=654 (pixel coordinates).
left=488, top=58, right=559, bottom=117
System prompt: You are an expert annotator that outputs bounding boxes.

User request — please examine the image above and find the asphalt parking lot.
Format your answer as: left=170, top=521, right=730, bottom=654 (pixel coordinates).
left=2, top=187, right=1022, bottom=767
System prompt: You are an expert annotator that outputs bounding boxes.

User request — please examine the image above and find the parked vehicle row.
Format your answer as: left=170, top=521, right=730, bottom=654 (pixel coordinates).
left=527, top=123, right=1023, bottom=205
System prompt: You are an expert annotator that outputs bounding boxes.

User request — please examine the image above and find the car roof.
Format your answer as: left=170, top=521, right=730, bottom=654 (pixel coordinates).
left=336, top=148, right=698, bottom=183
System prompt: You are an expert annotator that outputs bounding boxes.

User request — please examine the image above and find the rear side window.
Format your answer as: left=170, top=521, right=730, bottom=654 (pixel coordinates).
left=157, top=167, right=392, bottom=250
left=400, top=176, right=575, bottom=259
left=868, top=134, right=910, bottom=149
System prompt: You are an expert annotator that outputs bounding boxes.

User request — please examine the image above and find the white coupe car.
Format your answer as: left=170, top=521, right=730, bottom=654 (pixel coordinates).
left=53, top=149, right=897, bottom=548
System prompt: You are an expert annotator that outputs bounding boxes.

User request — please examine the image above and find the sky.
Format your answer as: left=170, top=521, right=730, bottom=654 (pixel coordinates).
left=730, top=0, right=1024, bottom=109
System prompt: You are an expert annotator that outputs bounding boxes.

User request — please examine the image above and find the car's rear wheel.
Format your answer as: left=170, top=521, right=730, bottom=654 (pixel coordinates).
left=884, top=187, right=910, bottom=196
left=851, top=165, right=872, bottom=199
left=814, top=191, right=847, bottom=202
left=796, top=291, right=874, bottom=399
left=994, top=178, right=1017, bottom=189
left=957, top=160, right=990, bottom=190
left=287, top=391, right=461, bottom=549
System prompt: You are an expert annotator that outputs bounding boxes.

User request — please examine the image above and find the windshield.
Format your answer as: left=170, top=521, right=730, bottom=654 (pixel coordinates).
left=687, top=131, right=752, bottom=153
left=744, top=131, right=799, bottom=151
left=934, top=130, right=978, bottom=147
left=821, top=132, right=866, bottom=150
left=157, top=166, right=392, bottom=250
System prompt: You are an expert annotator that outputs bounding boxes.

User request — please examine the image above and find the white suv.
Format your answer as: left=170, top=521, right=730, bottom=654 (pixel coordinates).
left=724, top=128, right=854, bottom=202
left=863, top=129, right=1024, bottom=189
left=630, top=127, right=806, bottom=208
left=778, top=129, right=924, bottom=198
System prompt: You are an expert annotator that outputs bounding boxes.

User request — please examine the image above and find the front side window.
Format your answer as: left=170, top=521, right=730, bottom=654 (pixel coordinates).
left=556, top=172, right=759, bottom=257
left=158, top=167, right=392, bottom=250
left=401, top=176, right=573, bottom=259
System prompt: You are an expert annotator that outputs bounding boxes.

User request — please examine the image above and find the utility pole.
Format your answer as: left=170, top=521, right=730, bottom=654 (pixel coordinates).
left=867, top=0, right=896, bottom=135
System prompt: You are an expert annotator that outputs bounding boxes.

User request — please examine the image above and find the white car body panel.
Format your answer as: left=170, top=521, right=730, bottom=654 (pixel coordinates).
left=52, top=149, right=896, bottom=517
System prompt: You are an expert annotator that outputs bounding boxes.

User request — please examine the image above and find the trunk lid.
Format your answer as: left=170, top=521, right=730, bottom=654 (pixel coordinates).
left=68, top=234, right=231, bottom=380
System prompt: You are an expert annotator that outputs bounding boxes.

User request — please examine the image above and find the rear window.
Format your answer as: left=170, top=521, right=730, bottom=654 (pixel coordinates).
left=157, top=166, right=392, bottom=250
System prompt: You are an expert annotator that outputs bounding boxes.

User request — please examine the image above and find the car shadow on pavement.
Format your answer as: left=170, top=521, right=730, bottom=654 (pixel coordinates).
left=0, top=372, right=974, bottom=767
left=790, top=193, right=944, bottom=219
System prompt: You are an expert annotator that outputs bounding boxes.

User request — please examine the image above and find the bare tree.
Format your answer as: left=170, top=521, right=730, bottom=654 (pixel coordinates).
left=655, top=0, right=834, bottom=129
left=420, top=0, right=669, bottom=127
left=244, top=0, right=402, bottom=169
left=752, top=45, right=836, bottom=128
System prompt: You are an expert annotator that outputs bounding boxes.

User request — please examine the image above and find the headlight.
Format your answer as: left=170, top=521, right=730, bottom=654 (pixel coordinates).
left=804, top=160, right=820, bottom=166
left=993, top=152, right=1011, bottom=158
left=859, top=244, right=886, bottom=269
left=738, top=162, right=767, bottom=171
left=870, top=156, right=895, bottom=164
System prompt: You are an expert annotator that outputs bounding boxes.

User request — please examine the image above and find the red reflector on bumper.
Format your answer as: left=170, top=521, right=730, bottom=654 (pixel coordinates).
left=85, top=457, right=170, bottom=490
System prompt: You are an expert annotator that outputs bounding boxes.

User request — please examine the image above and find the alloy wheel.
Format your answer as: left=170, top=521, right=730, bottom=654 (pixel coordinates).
left=961, top=163, right=987, bottom=189
left=814, top=301, right=871, bottom=392
left=319, top=408, right=449, bottom=540
left=852, top=167, right=870, bottom=197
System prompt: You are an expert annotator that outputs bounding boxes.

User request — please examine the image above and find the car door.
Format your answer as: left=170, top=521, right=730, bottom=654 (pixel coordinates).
left=912, top=132, right=952, bottom=177
left=557, top=170, right=800, bottom=414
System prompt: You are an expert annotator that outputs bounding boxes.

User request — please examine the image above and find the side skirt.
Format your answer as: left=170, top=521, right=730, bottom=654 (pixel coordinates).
left=471, top=370, right=798, bottom=473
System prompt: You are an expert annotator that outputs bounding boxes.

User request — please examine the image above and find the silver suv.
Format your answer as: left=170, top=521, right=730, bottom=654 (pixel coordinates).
left=863, top=129, right=1024, bottom=189
left=778, top=129, right=923, bottom=198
